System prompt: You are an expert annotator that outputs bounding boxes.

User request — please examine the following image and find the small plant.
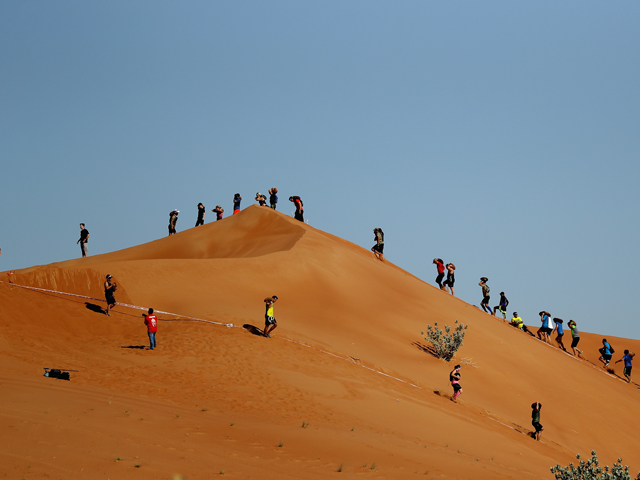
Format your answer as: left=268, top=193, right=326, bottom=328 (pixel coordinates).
left=219, top=471, right=225, bottom=475
left=230, top=423, right=235, bottom=426
left=423, top=320, right=468, bottom=361
left=134, top=464, right=141, bottom=468
left=124, top=410, right=130, bottom=416
left=115, top=457, right=123, bottom=462
left=201, top=408, right=208, bottom=412
left=277, top=441, right=284, bottom=447
left=338, top=463, right=344, bottom=472
left=351, top=427, right=354, bottom=432
left=550, top=451, right=640, bottom=480
left=175, top=414, right=180, bottom=418
left=362, top=463, right=368, bottom=468
left=302, top=421, right=308, bottom=428
left=370, top=463, right=376, bottom=470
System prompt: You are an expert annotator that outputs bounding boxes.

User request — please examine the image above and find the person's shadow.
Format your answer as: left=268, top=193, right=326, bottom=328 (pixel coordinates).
left=120, top=345, right=146, bottom=349
left=243, top=324, right=265, bottom=336
left=85, top=302, right=104, bottom=314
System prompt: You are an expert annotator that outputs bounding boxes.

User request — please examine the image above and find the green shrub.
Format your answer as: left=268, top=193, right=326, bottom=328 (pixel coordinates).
left=423, top=320, right=468, bottom=361
left=551, top=451, right=640, bottom=480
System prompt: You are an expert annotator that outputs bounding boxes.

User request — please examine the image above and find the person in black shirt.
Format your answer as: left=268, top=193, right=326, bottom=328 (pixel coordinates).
left=77, top=223, right=90, bottom=257
left=195, top=203, right=205, bottom=227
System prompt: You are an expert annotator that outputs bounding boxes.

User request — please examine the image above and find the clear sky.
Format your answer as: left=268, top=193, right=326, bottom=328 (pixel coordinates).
left=2, top=1, right=639, bottom=339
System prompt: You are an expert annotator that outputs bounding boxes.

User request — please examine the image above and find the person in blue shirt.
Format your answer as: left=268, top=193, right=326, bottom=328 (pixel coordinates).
left=269, top=188, right=278, bottom=210
left=552, top=318, right=566, bottom=351
left=615, top=350, right=635, bottom=383
left=233, top=193, right=242, bottom=215
left=537, top=311, right=551, bottom=344
left=599, top=338, right=615, bottom=368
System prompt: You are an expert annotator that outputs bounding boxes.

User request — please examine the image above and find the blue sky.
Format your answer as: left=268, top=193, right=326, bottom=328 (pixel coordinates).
left=2, top=1, right=640, bottom=339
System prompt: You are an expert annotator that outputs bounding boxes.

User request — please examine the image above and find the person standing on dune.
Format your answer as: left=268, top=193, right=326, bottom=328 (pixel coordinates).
left=263, top=295, right=278, bottom=338
left=433, top=258, right=445, bottom=289
left=168, top=209, right=179, bottom=236
left=144, top=308, right=158, bottom=350
left=531, top=402, right=543, bottom=441
left=213, top=205, right=224, bottom=221
left=269, top=188, right=278, bottom=210
left=233, top=193, right=242, bottom=215
left=195, top=203, right=205, bottom=227
left=289, top=196, right=304, bottom=222
left=77, top=223, right=90, bottom=258
left=371, top=228, right=384, bottom=261
left=479, top=277, right=491, bottom=313
left=104, top=274, right=117, bottom=316
left=450, top=364, right=462, bottom=402
left=493, top=292, right=509, bottom=319
left=443, top=263, right=456, bottom=295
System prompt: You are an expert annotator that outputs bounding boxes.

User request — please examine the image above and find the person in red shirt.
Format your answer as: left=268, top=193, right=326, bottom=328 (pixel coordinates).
left=433, top=258, right=445, bottom=289
left=289, top=196, right=304, bottom=222
left=144, top=308, right=158, bottom=350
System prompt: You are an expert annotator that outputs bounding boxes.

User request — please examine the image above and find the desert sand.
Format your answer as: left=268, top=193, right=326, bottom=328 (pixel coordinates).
left=1, top=205, right=639, bottom=479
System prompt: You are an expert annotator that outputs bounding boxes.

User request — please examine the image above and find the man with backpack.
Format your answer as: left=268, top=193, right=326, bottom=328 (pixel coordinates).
left=289, top=196, right=304, bottom=222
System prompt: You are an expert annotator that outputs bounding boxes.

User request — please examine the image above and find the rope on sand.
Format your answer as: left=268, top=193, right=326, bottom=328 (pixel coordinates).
left=0, top=280, right=422, bottom=390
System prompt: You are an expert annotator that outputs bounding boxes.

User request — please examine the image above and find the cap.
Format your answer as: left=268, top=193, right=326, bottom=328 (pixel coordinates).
left=106, top=274, right=112, bottom=279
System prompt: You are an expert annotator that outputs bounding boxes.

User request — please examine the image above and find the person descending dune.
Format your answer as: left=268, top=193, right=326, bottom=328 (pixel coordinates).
left=531, top=402, right=543, bottom=441
left=371, top=228, right=384, bottom=261
left=104, top=274, right=117, bottom=316
left=263, top=295, right=278, bottom=338
left=450, top=364, right=462, bottom=402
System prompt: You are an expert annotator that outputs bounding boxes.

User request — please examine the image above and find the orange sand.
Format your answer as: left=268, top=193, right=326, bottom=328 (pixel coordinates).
left=1, top=205, right=639, bottom=479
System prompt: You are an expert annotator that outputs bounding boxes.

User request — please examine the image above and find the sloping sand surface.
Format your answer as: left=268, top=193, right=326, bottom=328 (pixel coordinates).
left=2, top=206, right=639, bottom=479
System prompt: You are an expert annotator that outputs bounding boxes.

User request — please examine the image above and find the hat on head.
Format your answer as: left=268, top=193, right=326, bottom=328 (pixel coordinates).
left=106, top=274, right=112, bottom=279
left=480, top=277, right=488, bottom=282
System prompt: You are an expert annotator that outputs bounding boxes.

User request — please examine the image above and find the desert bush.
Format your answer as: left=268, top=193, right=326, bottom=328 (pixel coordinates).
left=423, top=320, right=467, bottom=361
left=551, top=451, right=640, bottom=480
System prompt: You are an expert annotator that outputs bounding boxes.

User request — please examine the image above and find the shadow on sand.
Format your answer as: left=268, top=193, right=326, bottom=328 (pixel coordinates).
left=411, top=341, right=440, bottom=359
left=243, top=324, right=265, bottom=337
left=120, top=345, right=146, bottom=349
left=85, top=302, right=104, bottom=314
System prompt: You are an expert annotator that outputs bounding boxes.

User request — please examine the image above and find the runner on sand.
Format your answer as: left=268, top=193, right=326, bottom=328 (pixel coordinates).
left=168, top=209, right=179, bottom=236
left=77, top=223, right=90, bottom=258
left=537, top=311, right=551, bottom=343
left=552, top=318, right=567, bottom=351
left=450, top=365, right=462, bottom=402
left=144, top=308, right=158, bottom=350
left=233, top=193, right=242, bottom=214
left=371, top=228, right=384, bottom=261
left=599, top=338, right=614, bottom=368
left=443, top=263, right=456, bottom=295
left=104, top=274, right=117, bottom=316
left=567, top=320, right=583, bottom=357
left=289, top=196, right=304, bottom=222
left=479, top=277, right=491, bottom=313
left=433, top=258, right=445, bottom=289
left=269, top=188, right=278, bottom=210
left=615, top=350, right=635, bottom=383
left=195, top=203, right=205, bottom=227
left=531, top=402, right=543, bottom=441
left=493, top=292, right=509, bottom=319
left=263, top=295, right=278, bottom=338
left=213, top=205, right=224, bottom=221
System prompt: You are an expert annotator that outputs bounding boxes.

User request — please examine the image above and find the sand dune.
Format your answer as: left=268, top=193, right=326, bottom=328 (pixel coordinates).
left=1, top=205, right=639, bottom=479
